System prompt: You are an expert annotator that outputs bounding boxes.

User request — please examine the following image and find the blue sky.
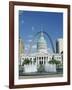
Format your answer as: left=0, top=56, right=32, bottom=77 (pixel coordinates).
left=19, top=10, right=63, bottom=53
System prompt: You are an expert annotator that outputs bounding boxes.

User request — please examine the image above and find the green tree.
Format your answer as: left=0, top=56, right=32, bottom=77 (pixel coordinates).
left=37, top=64, right=45, bottom=72
left=22, top=58, right=30, bottom=66
left=48, top=56, right=61, bottom=67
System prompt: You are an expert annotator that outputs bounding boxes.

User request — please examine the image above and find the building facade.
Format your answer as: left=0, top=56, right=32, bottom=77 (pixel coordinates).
left=20, top=32, right=63, bottom=73
left=19, top=38, right=24, bottom=56
left=56, top=38, right=63, bottom=54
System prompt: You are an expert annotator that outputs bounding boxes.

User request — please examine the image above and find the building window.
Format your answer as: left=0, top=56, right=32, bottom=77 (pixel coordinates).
left=39, top=61, right=43, bottom=64
left=44, top=60, right=45, bottom=64
left=44, top=57, right=45, bottom=59
left=39, top=57, right=41, bottom=60
left=42, top=61, right=43, bottom=64
left=39, top=61, right=41, bottom=64
left=37, top=57, right=38, bottom=60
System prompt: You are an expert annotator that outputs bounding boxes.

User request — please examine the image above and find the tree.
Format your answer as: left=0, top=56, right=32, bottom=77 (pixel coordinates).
left=48, top=56, right=61, bottom=68
left=22, top=58, right=30, bottom=66
left=37, top=64, right=45, bottom=72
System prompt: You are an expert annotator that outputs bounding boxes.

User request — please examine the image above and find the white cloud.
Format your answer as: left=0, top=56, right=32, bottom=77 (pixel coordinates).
left=32, top=45, right=37, bottom=49
left=28, top=39, right=32, bottom=42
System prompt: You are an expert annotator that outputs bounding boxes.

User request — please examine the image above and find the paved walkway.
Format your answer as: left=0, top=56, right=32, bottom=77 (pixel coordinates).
left=19, top=73, right=63, bottom=79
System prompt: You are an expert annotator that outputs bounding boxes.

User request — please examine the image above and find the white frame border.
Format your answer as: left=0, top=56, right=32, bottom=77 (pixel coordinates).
left=14, top=6, right=68, bottom=85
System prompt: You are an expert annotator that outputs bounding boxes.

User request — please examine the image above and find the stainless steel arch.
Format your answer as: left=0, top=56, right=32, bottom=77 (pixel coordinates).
left=28, top=31, right=55, bottom=54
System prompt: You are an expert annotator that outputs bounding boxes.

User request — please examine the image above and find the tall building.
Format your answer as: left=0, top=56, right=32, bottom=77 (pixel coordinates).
left=56, top=38, right=63, bottom=54
left=19, top=38, right=24, bottom=56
